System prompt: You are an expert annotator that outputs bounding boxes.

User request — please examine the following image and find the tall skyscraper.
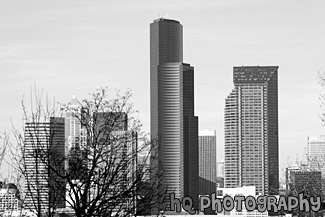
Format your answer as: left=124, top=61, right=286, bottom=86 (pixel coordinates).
left=224, top=66, right=279, bottom=195
left=198, top=130, right=217, bottom=196
left=150, top=18, right=199, bottom=211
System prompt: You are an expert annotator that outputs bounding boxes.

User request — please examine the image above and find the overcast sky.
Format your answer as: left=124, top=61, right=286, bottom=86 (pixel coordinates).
left=1, top=0, right=325, bottom=179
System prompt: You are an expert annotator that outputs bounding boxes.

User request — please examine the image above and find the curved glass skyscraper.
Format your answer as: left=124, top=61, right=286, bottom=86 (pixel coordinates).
left=150, top=18, right=199, bottom=212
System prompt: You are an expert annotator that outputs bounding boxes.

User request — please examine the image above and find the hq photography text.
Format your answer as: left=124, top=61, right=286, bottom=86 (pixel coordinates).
left=169, top=193, right=322, bottom=214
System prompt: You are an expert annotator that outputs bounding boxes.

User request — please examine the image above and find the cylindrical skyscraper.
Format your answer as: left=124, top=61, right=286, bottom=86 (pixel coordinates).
left=150, top=18, right=199, bottom=213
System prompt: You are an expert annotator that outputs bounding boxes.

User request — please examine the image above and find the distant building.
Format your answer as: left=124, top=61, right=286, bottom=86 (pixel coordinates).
left=138, top=152, right=150, bottom=182
left=217, top=160, right=224, bottom=178
left=225, top=66, right=279, bottom=195
left=307, top=135, right=325, bottom=193
left=95, top=112, right=138, bottom=213
left=64, top=96, right=83, bottom=154
left=198, top=130, right=216, bottom=214
left=286, top=165, right=322, bottom=197
left=0, top=183, right=20, bottom=212
left=24, top=117, right=66, bottom=214
left=216, top=177, right=224, bottom=188
left=199, top=130, right=216, bottom=196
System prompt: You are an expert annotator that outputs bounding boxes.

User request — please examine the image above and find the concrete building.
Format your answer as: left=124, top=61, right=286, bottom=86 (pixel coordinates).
left=224, top=66, right=279, bottom=195
left=150, top=18, right=199, bottom=211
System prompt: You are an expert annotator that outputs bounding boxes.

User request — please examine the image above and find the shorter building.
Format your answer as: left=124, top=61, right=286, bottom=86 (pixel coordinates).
left=286, top=165, right=322, bottom=197
left=199, top=130, right=216, bottom=196
left=307, top=135, right=325, bottom=193
left=217, top=186, right=268, bottom=217
left=0, top=183, right=20, bottom=212
left=137, top=152, right=150, bottom=182
left=217, top=160, right=225, bottom=178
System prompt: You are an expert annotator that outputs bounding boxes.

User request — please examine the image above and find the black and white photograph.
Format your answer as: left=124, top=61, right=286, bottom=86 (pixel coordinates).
left=0, top=0, right=325, bottom=216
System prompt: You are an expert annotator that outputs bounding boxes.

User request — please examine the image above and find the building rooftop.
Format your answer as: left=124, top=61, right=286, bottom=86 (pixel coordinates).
left=153, top=17, right=180, bottom=24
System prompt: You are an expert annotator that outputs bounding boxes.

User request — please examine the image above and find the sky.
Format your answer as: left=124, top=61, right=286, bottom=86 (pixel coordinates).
left=0, top=0, right=325, bottom=181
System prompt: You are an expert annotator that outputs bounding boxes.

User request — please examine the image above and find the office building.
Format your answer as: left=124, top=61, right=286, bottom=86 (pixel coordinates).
left=286, top=166, right=322, bottom=196
left=199, top=130, right=216, bottom=196
left=224, top=66, right=279, bottom=195
left=94, top=112, right=137, bottom=213
left=24, top=117, right=66, bottom=214
left=150, top=18, right=199, bottom=211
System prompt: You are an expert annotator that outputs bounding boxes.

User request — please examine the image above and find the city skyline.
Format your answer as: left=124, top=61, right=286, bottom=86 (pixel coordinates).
left=1, top=0, right=325, bottom=179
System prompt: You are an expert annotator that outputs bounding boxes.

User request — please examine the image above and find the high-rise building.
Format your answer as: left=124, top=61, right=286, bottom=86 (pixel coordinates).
left=24, top=117, right=66, bottom=214
left=64, top=96, right=85, bottom=156
left=224, top=66, right=279, bottom=195
left=198, top=130, right=216, bottom=196
left=63, top=96, right=87, bottom=182
left=150, top=18, right=199, bottom=211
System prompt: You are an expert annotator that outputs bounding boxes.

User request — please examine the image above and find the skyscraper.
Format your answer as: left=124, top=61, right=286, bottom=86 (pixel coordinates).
left=224, top=66, right=279, bottom=195
left=150, top=18, right=199, bottom=211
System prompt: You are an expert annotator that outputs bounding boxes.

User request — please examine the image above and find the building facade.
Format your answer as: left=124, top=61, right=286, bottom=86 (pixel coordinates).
left=0, top=183, right=20, bottom=212
left=217, top=160, right=225, bottom=178
left=286, top=166, right=322, bottom=197
left=150, top=18, right=199, bottom=211
left=224, top=66, right=279, bottom=195
left=307, top=136, right=325, bottom=193
left=24, top=117, right=66, bottom=214
left=199, top=130, right=217, bottom=196
left=307, top=136, right=325, bottom=173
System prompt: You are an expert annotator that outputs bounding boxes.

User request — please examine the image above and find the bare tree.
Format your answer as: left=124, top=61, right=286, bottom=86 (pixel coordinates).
left=10, top=87, right=164, bottom=217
